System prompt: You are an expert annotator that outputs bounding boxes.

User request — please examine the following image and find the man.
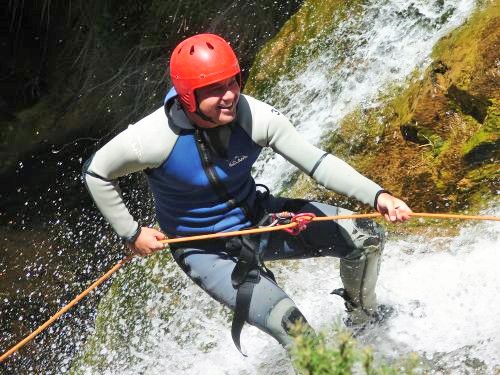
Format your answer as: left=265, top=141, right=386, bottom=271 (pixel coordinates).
left=83, top=33, right=411, bottom=355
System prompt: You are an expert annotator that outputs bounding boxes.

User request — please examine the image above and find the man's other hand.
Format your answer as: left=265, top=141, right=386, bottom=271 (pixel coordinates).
left=376, top=193, right=412, bottom=223
left=127, top=227, right=166, bottom=256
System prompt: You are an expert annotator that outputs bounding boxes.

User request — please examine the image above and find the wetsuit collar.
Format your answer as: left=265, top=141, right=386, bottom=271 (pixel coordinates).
left=164, top=87, right=195, bottom=130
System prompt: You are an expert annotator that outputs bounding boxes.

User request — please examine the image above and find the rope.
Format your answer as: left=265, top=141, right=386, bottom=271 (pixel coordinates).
left=0, top=256, right=133, bottom=363
left=409, top=212, right=500, bottom=221
left=1, top=211, right=498, bottom=362
left=159, top=212, right=499, bottom=245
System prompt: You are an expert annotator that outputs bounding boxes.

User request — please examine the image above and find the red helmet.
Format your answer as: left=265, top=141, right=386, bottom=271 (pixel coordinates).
left=169, top=34, right=241, bottom=112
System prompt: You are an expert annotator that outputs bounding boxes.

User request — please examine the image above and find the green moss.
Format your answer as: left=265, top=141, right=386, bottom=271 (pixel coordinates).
left=436, top=139, right=452, bottom=158
left=461, top=101, right=499, bottom=163
left=431, top=0, right=499, bottom=90
left=452, top=162, right=499, bottom=219
left=245, top=0, right=366, bottom=100
left=483, top=99, right=500, bottom=132
left=327, top=108, right=387, bottom=155
left=387, top=72, right=425, bottom=124
left=421, top=132, right=445, bottom=157
left=287, top=1, right=498, bottom=214
left=462, top=127, right=498, bottom=156
left=459, top=163, right=499, bottom=212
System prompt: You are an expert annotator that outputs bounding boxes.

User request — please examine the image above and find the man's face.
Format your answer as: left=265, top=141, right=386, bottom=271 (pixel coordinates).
left=194, top=76, right=240, bottom=128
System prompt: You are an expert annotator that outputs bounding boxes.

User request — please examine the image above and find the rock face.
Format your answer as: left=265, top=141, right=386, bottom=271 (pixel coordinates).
left=246, top=0, right=499, bottom=213
left=46, top=1, right=499, bottom=373
left=0, top=0, right=302, bottom=225
left=359, top=1, right=499, bottom=212
left=245, top=0, right=364, bottom=100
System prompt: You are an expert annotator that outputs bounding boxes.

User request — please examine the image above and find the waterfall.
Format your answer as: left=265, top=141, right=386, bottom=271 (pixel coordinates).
left=252, top=0, right=476, bottom=190
left=68, top=0, right=500, bottom=374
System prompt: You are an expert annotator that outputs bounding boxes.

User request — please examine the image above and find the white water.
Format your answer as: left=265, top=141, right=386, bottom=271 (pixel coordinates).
left=377, top=213, right=500, bottom=370
left=73, top=0, right=500, bottom=374
left=78, top=208, right=500, bottom=374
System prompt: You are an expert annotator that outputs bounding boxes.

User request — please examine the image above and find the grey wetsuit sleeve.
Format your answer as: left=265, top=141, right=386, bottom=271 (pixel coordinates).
left=241, top=95, right=382, bottom=207
left=83, top=107, right=177, bottom=238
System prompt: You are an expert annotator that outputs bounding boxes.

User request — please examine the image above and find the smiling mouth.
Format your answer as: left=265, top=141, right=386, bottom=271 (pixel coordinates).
left=218, top=103, right=234, bottom=110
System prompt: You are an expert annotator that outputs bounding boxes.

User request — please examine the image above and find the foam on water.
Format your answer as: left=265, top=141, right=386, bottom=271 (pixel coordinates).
left=378, top=213, right=500, bottom=370
left=82, top=209, right=500, bottom=374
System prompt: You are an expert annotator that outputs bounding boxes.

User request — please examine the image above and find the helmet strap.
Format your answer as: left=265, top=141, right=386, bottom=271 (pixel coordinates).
left=194, top=90, right=217, bottom=124
left=195, top=106, right=217, bottom=124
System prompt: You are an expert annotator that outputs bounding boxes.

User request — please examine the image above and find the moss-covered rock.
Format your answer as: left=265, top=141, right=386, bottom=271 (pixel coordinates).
left=255, top=0, right=499, bottom=215
left=68, top=253, right=178, bottom=372
left=462, top=99, right=500, bottom=165
left=245, top=0, right=365, bottom=100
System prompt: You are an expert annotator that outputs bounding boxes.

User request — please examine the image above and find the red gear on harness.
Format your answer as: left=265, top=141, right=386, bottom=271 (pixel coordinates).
left=270, top=212, right=316, bottom=235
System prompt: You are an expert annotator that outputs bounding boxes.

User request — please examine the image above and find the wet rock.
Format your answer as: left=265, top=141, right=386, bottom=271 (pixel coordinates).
left=446, top=84, right=492, bottom=123
left=333, top=2, right=499, bottom=212
left=400, top=122, right=430, bottom=144
left=431, top=60, right=449, bottom=75
left=463, top=140, right=499, bottom=166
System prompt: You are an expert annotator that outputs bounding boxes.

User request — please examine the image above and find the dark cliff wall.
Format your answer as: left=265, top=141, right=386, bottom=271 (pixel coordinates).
left=0, top=0, right=302, bottom=225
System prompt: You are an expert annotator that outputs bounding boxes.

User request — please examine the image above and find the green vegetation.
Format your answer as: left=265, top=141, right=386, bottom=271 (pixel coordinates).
left=461, top=100, right=499, bottom=160
left=290, top=323, right=420, bottom=375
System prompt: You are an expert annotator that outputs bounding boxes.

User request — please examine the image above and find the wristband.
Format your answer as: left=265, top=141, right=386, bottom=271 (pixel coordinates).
left=122, top=225, right=142, bottom=244
left=374, top=189, right=392, bottom=208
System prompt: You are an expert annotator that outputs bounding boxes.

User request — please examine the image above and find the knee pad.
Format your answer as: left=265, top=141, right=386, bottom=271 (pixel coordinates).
left=265, top=298, right=308, bottom=349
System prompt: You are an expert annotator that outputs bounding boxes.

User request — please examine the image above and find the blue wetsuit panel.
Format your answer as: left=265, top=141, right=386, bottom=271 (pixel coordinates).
left=147, top=126, right=262, bottom=236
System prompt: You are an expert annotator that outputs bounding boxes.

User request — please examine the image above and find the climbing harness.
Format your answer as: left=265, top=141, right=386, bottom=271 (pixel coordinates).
left=229, top=232, right=272, bottom=356
left=1, top=211, right=499, bottom=362
left=229, top=212, right=315, bottom=355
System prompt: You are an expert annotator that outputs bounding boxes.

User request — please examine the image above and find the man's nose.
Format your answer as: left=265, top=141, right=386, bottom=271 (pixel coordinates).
left=222, top=87, right=237, bottom=101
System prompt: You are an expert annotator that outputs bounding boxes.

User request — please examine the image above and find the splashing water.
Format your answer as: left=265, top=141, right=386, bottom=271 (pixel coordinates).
left=66, top=0, right=500, bottom=373
left=74, top=213, right=500, bottom=374
left=252, top=0, right=476, bottom=190
left=374, top=212, right=500, bottom=371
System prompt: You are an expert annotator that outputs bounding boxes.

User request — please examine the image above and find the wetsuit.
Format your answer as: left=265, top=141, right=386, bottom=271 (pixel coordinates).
left=83, top=91, right=385, bottom=350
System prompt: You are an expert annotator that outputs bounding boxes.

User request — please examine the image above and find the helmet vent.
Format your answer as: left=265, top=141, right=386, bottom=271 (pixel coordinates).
left=206, top=42, right=214, bottom=50
left=190, top=45, right=195, bottom=55
left=177, top=46, right=183, bottom=54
